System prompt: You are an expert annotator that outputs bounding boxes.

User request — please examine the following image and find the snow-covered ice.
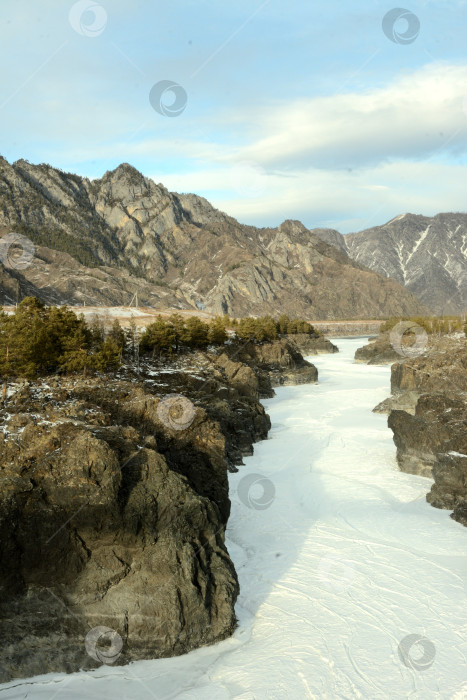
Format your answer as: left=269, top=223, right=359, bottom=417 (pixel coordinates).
left=1, top=338, right=465, bottom=699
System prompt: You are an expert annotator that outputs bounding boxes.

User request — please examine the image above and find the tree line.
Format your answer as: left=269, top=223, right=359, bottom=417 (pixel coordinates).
left=0, top=298, right=319, bottom=381
left=380, top=315, right=465, bottom=335
left=139, top=313, right=319, bottom=354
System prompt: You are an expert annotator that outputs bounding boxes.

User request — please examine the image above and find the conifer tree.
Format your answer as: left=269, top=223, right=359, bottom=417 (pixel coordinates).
left=167, top=313, right=185, bottom=352
left=183, top=316, right=209, bottom=347
left=208, top=317, right=228, bottom=345
left=140, top=316, right=176, bottom=355
left=277, top=314, right=290, bottom=335
left=108, top=319, right=125, bottom=350
left=235, top=317, right=258, bottom=341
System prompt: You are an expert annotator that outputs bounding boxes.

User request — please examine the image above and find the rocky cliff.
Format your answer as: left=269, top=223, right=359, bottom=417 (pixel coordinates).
left=384, top=337, right=467, bottom=525
left=0, top=339, right=319, bottom=682
left=0, top=157, right=427, bottom=319
left=354, top=333, right=401, bottom=365
left=287, top=333, right=338, bottom=356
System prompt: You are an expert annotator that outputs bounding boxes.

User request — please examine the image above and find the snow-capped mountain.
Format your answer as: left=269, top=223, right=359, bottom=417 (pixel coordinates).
left=314, top=213, right=467, bottom=314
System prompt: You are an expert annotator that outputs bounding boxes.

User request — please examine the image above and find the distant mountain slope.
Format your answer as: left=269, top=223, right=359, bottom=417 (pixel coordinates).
left=0, top=157, right=427, bottom=319
left=313, top=213, right=467, bottom=314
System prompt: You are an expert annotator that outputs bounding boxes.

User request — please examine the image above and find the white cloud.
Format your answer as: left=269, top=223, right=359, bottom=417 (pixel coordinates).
left=25, top=60, right=467, bottom=232
left=145, top=62, right=467, bottom=231
left=157, top=160, right=467, bottom=233
left=228, top=62, right=467, bottom=169
left=47, top=62, right=467, bottom=172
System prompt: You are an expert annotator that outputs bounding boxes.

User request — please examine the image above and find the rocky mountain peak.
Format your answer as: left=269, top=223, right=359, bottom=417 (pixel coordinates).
left=0, top=156, right=430, bottom=318
left=278, top=219, right=309, bottom=237
left=102, top=162, right=147, bottom=183
left=345, top=213, right=467, bottom=313
left=310, top=228, right=348, bottom=255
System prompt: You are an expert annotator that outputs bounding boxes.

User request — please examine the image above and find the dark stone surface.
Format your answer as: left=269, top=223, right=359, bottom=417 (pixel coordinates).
left=385, top=337, right=467, bottom=524
left=0, top=339, right=317, bottom=681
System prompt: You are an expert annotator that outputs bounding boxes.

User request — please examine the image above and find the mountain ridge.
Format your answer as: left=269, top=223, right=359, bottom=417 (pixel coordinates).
left=314, top=212, right=467, bottom=313
left=0, top=157, right=429, bottom=319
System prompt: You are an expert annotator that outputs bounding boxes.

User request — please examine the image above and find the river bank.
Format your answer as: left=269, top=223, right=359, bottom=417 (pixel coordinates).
left=1, top=339, right=465, bottom=699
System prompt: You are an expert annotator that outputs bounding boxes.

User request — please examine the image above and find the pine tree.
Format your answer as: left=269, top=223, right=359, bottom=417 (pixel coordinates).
left=0, top=311, right=19, bottom=391
left=126, top=317, right=138, bottom=362
left=258, top=316, right=277, bottom=341
left=183, top=317, right=209, bottom=347
left=94, top=337, right=122, bottom=371
left=235, top=317, right=258, bottom=342
left=58, top=324, right=93, bottom=375
left=88, top=314, right=106, bottom=349
left=277, top=314, right=290, bottom=335
left=140, top=316, right=176, bottom=355
left=108, top=319, right=125, bottom=350
left=167, top=313, right=185, bottom=352
left=208, top=317, right=227, bottom=345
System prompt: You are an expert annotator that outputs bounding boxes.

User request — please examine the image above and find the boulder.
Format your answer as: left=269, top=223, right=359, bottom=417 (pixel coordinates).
left=0, top=417, right=239, bottom=682
left=373, top=390, right=420, bottom=415
left=427, top=452, right=467, bottom=526
left=288, top=333, right=338, bottom=356
left=354, top=333, right=401, bottom=365
left=388, top=394, right=467, bottom=478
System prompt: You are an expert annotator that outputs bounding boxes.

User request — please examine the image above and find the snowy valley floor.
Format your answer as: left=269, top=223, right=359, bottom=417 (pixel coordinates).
left=1, top=338, right=466, bottom=700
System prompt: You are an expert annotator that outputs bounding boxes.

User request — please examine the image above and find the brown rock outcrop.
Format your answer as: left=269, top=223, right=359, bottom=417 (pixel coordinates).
left=0, top=338, right=316, bottom=681
left=388, top=394, right=467, bottom=478
left=427, top=453, right=467, bottom=526
left=288, top=333, right=338, bottom=356
left=0, top=382, right=238, bottom=682
left=223, top=338, right=318, bottom=387
left=385, top=336, right=467, bottom=525
left=354, top=333, right=401, bottom=365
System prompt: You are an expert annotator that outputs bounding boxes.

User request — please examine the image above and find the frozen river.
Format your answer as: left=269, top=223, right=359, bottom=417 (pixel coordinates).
left=2, top=338, right=465, bottom=699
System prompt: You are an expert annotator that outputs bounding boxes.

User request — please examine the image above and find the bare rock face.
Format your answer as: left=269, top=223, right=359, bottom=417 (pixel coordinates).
left=0, top=337, right=318, bottom=681
left=388, top=394, right=467, bottom=478
left=373, top=391, right=420, bottom=415
left=289, top=333, right=338, bottom=356
left=223, top=338, right=318, bottom=387
left=0, top=383, right=239, bottom=682
left=216, top=354, right=261, bottom=399
left=354, top=333, right=401, bottom=365
left=0, top=157, right=428, bottom=318
left=390, top=337, right=467, bottom=395
left=427, top=453, right=467, bottom=526
left=385, top=337, right=467, bottom=524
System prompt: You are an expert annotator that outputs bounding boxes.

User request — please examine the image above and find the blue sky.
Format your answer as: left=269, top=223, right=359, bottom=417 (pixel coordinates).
left=1, top=0, right=466, bottom=232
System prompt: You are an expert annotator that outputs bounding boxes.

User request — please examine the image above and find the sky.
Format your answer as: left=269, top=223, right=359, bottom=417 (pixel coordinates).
left=0, top=0, right=466, bottom=233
